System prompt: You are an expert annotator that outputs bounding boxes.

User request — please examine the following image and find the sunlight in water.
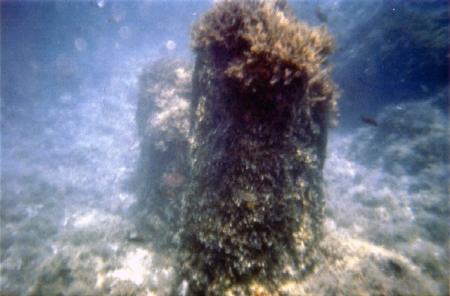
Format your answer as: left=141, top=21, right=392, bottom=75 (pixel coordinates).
left=107, top=248, right=153, bottom=286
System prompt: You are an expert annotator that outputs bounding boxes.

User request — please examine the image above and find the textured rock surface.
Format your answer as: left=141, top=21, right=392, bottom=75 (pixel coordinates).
left=133, top=58, right=192, bottom=248
left=27, top=209, right=175, bottom=296
left=278, top=225, right=441, bottom=296
left=177, top=1, right=338, bottom=293
left=325, top=99, right=449, bottom=295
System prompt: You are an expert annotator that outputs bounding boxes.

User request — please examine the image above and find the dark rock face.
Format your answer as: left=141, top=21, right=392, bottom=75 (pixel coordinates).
left=177, top=1, right=339, bottom=293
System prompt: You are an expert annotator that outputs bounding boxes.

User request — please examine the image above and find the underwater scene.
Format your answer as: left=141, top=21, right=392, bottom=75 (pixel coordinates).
left=1, top=0, right=448, bottom=295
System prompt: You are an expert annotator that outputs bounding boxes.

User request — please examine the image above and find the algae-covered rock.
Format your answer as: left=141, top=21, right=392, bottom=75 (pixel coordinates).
left=177, top=0, right=338, bottom=293
left=28, top=254, right=73, bottom=296
left=133, top=58, right=192, bottom=248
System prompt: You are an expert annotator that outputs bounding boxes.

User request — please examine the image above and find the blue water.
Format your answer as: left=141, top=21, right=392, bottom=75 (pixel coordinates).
left=1, top=1, right=448, bottom=295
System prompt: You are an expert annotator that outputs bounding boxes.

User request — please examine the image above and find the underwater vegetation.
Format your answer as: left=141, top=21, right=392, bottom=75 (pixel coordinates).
left=132, top=1, right=448, bottom=295
left=133, top=0, right=339, bottom=293
left=22, top=96, right=447, bottom=296
left=175, top=0, right=338, bottom=294
left=132, top=58, right=192, bottom=249
left=2, top=0, right=448, bottom=295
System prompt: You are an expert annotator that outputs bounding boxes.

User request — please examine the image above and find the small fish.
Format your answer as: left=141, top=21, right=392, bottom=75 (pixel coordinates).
left=315, top=7, right=328, bottom=23
left=360, top=116, right=378, bottom=127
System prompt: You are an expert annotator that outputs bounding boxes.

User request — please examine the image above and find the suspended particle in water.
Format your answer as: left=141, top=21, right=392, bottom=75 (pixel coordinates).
left=30, top=60, right=40, bottom=73
left=96, top=0, right=106, bottom=8
left=74, top=38, right=87, bottom=52
left=111, top=4, right=126, bottom=23
left=59, top=93, right=73, bottom=104
left=119, top=26, right=131, bottom=40
left=55, top=54, right=77, bottom=77
left=165, top=40, right=176, bottom=51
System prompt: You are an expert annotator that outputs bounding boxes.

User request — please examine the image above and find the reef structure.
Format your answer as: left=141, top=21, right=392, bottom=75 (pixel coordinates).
left=178, top=0, right=338, bottom=294
left=134, top=58, right=192, bottom=248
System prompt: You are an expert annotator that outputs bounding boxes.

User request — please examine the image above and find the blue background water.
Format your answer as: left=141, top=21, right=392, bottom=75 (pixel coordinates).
left=1, top=1, right=448, bottom=295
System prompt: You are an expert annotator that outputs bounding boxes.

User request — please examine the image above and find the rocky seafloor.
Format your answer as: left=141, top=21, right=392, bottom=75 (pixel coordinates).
left=1, top=62, right=448, bottom=295
left=2, top=0, right=448, bottom=294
